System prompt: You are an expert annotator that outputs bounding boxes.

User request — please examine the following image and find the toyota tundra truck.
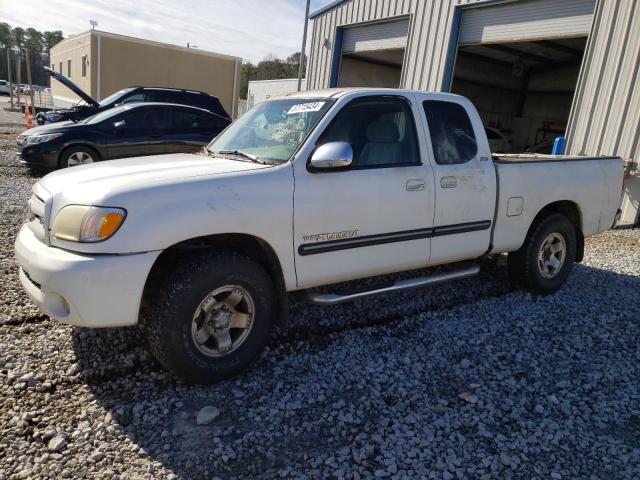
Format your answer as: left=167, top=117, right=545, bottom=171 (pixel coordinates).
left=14, top=88, right=623, bottom=383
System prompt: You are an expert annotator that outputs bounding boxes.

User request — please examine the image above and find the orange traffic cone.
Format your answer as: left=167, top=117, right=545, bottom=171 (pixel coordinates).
left=24, top=101, right=33, bottom=129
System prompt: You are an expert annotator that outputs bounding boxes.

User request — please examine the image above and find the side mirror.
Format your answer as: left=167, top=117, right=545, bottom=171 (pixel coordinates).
left=113, top=120, right=126, bottom=135
left=310, top=142, right=353, bottom=170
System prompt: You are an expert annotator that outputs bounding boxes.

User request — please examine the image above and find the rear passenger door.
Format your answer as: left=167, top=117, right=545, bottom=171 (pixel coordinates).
left=416, top=95, right=496, bottom=265
left=165, top=108, right=226, bottom=153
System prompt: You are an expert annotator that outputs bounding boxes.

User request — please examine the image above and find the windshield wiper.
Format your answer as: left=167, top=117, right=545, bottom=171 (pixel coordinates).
left=214, top=150, right=272, bottom=165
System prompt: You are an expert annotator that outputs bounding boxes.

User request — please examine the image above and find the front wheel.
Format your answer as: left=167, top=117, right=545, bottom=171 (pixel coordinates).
left=507, top=213, right=577, bottom=294
left=59, top=146, right=97, bottom=168
left=143, top=250, right=274, bottom=384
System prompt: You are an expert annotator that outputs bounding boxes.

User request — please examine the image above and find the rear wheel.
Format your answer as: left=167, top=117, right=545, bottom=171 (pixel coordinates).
left=507, top=213, right=577, bottom=294
left=60, top=146, right=97, bottom=168
left=144, top=250, right=274, bottom=384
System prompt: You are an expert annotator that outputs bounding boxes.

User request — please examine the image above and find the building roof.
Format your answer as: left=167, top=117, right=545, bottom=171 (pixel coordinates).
left=309, top=0, right=348, bottom=19
left=52, top=30, right=242, bottom=63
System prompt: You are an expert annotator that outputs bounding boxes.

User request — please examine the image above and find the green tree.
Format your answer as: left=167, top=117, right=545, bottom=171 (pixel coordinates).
left=0, top=23, right=12, bottom=80
left=43, top=30, right=63, bottom=51
left=11, top=26, right=25, bottom=51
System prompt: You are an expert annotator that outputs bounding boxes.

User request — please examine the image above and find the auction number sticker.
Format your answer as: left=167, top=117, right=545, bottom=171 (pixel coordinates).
left=287, top=102, right=326, bottom=115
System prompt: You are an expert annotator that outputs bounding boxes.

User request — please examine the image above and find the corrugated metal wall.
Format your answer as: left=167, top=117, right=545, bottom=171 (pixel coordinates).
left=565, top=0, right=640, bottom=224
left=565, top=0, right=639, bottom=161
left=306, top=0, right=480, bottom=91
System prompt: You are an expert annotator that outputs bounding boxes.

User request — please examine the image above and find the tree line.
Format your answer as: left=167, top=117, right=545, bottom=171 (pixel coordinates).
left=240, top=52, right=307, bottom=99
left=0, top=23, right=64, bottom=87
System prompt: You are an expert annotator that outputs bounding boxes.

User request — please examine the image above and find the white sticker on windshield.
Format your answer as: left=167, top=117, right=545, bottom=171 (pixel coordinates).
left=287, top=102, right=326, bottom=115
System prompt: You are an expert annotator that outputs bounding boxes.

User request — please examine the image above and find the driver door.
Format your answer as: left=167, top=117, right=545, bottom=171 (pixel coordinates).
left=292, top=95, right=435, bottom=289
left=106, top=107, right=168, bottom=159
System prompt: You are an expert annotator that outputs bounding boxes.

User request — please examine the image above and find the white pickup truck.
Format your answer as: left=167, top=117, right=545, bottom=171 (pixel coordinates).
left=15, top=88, right=623, bottom=383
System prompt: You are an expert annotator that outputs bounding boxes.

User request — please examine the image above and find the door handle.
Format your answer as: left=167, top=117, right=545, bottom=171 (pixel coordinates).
left=406, top=179, right=425, bottom=191
left=440, top=176, right=457, bottom=188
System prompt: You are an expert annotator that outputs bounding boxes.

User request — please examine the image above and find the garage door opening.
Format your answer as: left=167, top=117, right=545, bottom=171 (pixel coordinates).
left=449, top=0, right=595, bottom=154
left=451, top=37, right=588, bottom=154
left=335, top=18, right=409, bottom=89
left=338, top=49, right=405, bottom=88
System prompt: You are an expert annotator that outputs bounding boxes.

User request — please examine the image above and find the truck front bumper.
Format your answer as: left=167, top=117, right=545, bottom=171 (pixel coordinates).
left=14, top=224, right=161, bottom=328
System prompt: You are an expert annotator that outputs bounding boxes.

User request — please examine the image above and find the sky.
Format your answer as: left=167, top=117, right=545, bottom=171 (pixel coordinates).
left=1, top=0, right=334, bottom=63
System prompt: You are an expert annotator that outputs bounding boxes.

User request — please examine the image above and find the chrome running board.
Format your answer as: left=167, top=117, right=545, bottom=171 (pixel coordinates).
left=302, top=265, right=480, bottom=305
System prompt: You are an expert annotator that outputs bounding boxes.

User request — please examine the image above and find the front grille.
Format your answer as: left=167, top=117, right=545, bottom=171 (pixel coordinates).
left=27, top=186, right=50, bottom=244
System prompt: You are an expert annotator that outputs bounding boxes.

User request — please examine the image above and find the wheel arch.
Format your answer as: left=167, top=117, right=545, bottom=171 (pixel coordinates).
left=531, top=201, right=584, bottom=262
left=58, top=143, right=102, bottom=167
left=141, top=233, right=289, bottom=328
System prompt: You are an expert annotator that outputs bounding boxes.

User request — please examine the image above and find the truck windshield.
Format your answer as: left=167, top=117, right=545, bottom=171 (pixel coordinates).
left=207, top=98, right=333, bottom=163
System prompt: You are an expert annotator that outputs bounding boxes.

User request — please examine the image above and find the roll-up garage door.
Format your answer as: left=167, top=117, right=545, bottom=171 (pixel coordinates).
left=459, top=0, right=596, bottom=45
left=342, top=18, right=410, bottom=53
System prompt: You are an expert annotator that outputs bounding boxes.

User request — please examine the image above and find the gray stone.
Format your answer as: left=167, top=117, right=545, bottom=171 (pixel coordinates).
left=196, top=406, right=220, bottom=425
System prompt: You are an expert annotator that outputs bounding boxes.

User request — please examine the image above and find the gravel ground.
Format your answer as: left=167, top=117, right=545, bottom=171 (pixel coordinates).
left=1, top=114, right=639, bottom=479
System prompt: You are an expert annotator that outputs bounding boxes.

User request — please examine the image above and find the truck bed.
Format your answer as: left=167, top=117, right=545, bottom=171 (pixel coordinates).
left=490, top=155, right=623, bottom=255
left=493, top=153, right=620, bottom=164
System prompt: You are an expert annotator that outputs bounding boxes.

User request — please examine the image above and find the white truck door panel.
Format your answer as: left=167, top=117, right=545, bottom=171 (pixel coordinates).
left=417, top=95, right=497, bottom=265
left=293, top=94, right=435, bottom=289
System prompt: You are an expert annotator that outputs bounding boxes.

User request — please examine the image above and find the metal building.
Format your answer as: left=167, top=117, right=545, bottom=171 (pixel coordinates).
left=306, top=0, right=640, bottom=225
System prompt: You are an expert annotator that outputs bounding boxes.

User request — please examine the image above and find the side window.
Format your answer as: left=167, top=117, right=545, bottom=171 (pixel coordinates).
left=318, top=97, right=420, bottom=168
left=171, top=109, right=205, bottom=132
left=423, top=100, right=477, bottom=165
left=120, top=92, right=145, bottom=104
left=122, top=108, right=166, bottom=134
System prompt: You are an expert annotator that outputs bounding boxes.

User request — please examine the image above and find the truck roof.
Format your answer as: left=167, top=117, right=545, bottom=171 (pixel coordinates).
left=283, top=87, right=464, bottom=101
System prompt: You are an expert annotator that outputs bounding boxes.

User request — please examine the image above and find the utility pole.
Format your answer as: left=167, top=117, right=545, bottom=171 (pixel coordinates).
left=297, top=0, right=310, bottom=91
left=6, top=47, right=14, bottom=109
left=25, top=48, right=35, bottom=115
left=15, top=51, right=21, bottom=112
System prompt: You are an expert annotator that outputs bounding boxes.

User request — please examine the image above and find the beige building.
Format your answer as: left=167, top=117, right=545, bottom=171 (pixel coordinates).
left=49, top=30, right=242, bottom=117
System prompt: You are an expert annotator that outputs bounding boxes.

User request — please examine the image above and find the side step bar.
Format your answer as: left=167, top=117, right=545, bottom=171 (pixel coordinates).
left=302, top=265, right=480, bottom=305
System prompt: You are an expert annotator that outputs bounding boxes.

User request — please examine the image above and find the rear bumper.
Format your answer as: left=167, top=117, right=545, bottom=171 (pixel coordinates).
left=14, top=224, right=161, bottom=328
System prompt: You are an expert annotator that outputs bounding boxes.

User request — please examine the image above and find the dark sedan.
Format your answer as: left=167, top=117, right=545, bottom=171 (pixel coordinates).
left=18, top=102, right=230, bottom=169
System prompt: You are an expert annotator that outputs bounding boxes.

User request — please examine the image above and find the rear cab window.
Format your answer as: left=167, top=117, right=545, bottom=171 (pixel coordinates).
left=423, top=100, right=477, bottom=165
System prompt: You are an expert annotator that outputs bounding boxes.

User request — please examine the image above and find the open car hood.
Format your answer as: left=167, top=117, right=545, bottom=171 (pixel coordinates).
left=44, top=66, right=99, bottom=108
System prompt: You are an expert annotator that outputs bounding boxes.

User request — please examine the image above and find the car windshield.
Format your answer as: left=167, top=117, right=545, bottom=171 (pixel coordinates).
left=99, top=88, right=135, bottom=107
left=81, top=104, right=134, bottom=124
left=207, top=98, right=333, bottom=163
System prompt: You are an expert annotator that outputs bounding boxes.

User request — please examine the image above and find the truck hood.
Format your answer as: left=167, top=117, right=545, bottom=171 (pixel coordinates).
left=39, top=153, right=272, bottom=199
left=44, top=66, right=99, bottom=107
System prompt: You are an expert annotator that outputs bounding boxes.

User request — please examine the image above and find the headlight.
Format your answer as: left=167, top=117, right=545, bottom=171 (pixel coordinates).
left=45, top=113, right=64, bottom=122
left=52, top=205, right=127, bottom=242
left=24, top=133, right=64, bottom=145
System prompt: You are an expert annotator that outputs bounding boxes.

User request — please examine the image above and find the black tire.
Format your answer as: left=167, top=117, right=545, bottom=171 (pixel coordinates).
left=507, top=213, right=577, bottom=294
left=144, top=250, right=274, bottom=384
left=59, top=145, right=99, bottom=168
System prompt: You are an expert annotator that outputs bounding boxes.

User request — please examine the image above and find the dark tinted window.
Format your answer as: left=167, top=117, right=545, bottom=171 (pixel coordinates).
left=423, top=101, right=477, bottom=165
left=121, top=108, right=166, bottom=134
left=319, top=96, right=420, bottom=168
left=170, top=109, right=226, bottom=132
left=120, top=92, right=145, bottom=104
left=203, top=97, right=228, bottom=117
left=145, top=89, right=229, bottom=117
